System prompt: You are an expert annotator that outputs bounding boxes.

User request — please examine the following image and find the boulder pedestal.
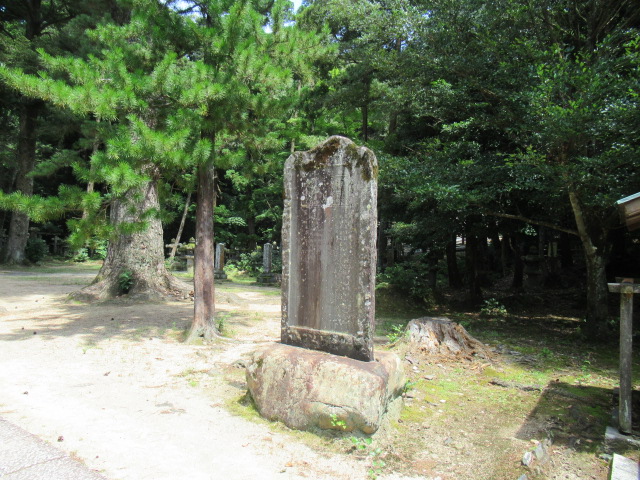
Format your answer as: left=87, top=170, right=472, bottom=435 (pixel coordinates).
left=246, top=343, right=405, bottom=434
left=214, top=270, right=227, bottom=280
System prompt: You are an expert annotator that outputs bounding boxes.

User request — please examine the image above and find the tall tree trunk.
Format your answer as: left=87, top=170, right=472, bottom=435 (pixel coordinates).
left=509, top=234, right=524, bottom=289
left=446, top=236, right=463, bottom=288
left=70, top=167, right=188, bottom=301
left=3, top=102, right=39, bottom=264
left=490, top=229, right=503, bottom=276
left=247, top=216, right=257, bottom=251
left=465, top=234, right=482, bottom=303
left=501, top=232, right=509, bottom=277
left=187, top=160, right=219, bottom=342
left=362, top=103, right=369, bottom=143
left=568, top=190, right=609, bottom=338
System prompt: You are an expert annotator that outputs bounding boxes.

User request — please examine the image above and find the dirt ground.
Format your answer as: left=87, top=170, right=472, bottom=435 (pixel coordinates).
left=0, top=267, right=616, bottom=480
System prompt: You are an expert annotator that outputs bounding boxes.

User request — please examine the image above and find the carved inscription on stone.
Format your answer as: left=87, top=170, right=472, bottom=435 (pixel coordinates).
left=263, top=243, right=273, bottom=274
left=281, top=136, right=378, bottom=361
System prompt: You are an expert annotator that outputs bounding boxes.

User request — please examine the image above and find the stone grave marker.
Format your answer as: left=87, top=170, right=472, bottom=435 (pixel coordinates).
left=281, top=135, right=378, bottom=361
left=214, top=243, right=227, bottom=280
left=257, top=243, right=278, bottom=284
left=246, top=137, right=404, bottom=434
left=263, top=243, right=273, bottom=273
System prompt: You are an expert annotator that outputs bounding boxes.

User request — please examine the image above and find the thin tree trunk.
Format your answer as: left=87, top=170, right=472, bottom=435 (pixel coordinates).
left=3, top=102, right=39, bottom=264
left=362, top=103, right=369, bottom=142
left=247, top=216, right=257, bottom=252
left=187, top=159, right=219, bottom=342
left=490, top=230, right=503, bottom=276
left=465, top=235, right=482, bottom=303
left=81, top=124, right=101, bottom=221
left=568, top=190, right=609, bottom=337
left=168, top=191, right=191, bottom=264
left=509, top=234, right=524, bottom=289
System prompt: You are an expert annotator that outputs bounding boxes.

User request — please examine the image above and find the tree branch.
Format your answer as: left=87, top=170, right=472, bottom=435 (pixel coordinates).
left=481, top=210, right=578, bottom=236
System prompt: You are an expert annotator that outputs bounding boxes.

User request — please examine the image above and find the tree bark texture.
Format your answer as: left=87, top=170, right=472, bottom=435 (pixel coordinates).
left=465, top=235, right=482, bottom=302
left=405, top=317, right=489, bottom=360
left=3, top=102, right=39, bottom=264
left=509, top=234, right=524, bottom=289
left=186, top=161, right=219, bottom=342
left=70, top=172, right=188, bottom=302
left=568, top=190, right=609, bottom=337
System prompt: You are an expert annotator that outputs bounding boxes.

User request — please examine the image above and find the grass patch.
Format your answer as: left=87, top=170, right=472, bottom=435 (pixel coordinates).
left=226, top=273, right=257, bottom=284
left=10, top=276, right=90, bottom=285
left=2, top=259, right=103, bottom=273
left=172, top=272, right=193, bottom=281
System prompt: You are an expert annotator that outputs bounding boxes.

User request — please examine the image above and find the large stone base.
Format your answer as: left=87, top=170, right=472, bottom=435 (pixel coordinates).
left=245, top=343, right=405, bottom=434
left=256, top=273, right=280, bottom=285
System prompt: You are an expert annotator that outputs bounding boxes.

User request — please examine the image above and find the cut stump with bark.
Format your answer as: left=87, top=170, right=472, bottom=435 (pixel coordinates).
left=404, top=317, right=489, bottom=360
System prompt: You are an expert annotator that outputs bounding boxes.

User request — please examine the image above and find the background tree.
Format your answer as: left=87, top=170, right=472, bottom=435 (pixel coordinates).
left=177, top=0, right=327, bottom=341
left=1, top=0, right=192, bottom=298
left=0, top=0, right=89, bottom=263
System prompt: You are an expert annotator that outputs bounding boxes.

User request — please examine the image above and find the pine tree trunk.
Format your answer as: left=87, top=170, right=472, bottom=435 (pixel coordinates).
left=568, top=190, right=609, bottom=338
left=247, top=216, right=257, bottom=251
left=186, top=160, right=219, bottom=342
left=3, top=102, right=39, bottom=264
left=509, top=234, right=524, bottom=289
left=70, top=170, right=188, bottom=302
left=465, top=234, right=482, bottom=302
left=362, top=103, right=369, bottom=142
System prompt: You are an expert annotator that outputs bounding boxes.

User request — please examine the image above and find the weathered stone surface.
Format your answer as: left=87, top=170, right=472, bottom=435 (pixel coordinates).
left=281, top=136, right=378, bottom=361
left=263, top=243, right=273, bottom=273
left=522, top=451, right=534, bottom=467
left=611, top=454, right=640, bottom=480
left=257, top=243, right=278, bottom=284
left=214, top=243, right=227, bottom=280
left=246, top=343, right=404, bottom=434
left=405, top=317, right=489, bottom=359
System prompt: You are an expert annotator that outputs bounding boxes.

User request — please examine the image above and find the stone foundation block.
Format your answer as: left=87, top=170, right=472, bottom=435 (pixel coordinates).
left=246, top=343, right=405, bottom=434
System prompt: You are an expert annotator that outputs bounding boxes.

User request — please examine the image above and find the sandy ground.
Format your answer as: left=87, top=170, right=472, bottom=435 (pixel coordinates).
left=0, top=270, right=382, bottom=480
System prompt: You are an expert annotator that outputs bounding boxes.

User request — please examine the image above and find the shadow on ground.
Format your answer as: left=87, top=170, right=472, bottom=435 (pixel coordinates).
left=516, top=381, right=613, bottom=453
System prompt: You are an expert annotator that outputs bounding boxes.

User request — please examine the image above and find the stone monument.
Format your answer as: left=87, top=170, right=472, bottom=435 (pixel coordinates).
left=281, top=135, right=377, bottom=361
left=257, top=243, right=278, bottom=284
left=214, top=243, right=227, bottom=280
left=246, top=136, right=404, bottom=433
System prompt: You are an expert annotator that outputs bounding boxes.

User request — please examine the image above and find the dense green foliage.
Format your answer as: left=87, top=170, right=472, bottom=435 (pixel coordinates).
left=1, top=0, right=639, bottom=337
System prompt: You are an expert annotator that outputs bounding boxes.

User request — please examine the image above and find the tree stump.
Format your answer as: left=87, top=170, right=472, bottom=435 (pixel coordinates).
left=405, top=317, right=488, bottom=359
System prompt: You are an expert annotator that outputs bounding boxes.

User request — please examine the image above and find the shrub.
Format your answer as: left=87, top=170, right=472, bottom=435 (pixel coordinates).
left=25, top=237, right=49, bottom=263
left=90, top=239, right=108, bottom=260
left=118, top=270, right=134, bottom=294
left=73, top=248, right=89, bottom=262
left=227, top=250, right=263, bottom=275
left=480, top=298, right=508, bottom=318
left=377, top=257, right=434, bottom=302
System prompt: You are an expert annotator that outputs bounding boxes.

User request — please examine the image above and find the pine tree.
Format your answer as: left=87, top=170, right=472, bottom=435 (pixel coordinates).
left=1, top=0, right=327, bottom=336
left=1, top=0, right=193, bottom=297
left=177, top=0, right=328, bottom=341
left=0, top=0, right=88, bottom=263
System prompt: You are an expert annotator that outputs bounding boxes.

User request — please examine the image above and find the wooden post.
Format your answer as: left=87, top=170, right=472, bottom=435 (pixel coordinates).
left=608, top=278, right=640, bottom=434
